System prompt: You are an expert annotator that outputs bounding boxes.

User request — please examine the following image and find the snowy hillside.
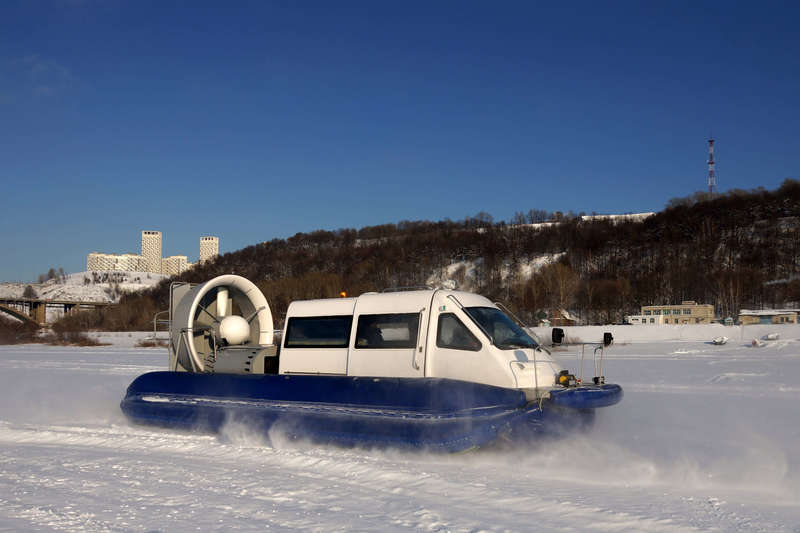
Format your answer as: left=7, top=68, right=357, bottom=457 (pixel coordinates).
left=0, top=336, right=798, bottom=531
left=0, top=271, right=166, bottom=303
left=427, top=253, right=565, bottom=292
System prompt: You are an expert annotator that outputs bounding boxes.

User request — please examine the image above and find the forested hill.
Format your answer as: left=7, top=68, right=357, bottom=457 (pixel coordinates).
left=62, top=180, right=800, bottom=331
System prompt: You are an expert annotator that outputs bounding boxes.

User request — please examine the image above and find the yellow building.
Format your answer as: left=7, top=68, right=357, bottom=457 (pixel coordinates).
left=738, top=310, right=798, bottom=325
left=641, top=301, right=715, bottom=325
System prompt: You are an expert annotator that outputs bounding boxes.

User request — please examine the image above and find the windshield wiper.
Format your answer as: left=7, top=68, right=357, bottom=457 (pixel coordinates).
left=496, top=341, right=534, bottom=349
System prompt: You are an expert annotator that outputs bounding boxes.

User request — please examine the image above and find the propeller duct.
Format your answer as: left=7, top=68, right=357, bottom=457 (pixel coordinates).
left=170, top=275, right=273, bottom=373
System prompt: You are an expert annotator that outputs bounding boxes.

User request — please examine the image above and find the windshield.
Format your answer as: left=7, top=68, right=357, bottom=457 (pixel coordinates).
left=464, top=307, right=539, bottom=349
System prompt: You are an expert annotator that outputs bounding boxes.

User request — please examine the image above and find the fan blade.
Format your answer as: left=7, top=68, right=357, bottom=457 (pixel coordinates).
left=195, top=303, right=219, bottom=324
left=217, top=288, right=229, bottom=318
left=244, top=306, right=266, bottom=323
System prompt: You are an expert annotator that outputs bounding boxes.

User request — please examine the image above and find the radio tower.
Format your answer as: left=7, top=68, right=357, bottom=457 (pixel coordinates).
left=707, top=136, right=716, bottom=199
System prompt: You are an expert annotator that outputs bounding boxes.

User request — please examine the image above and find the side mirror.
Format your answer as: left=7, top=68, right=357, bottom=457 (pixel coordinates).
left=552, top=328, right=565, bottom=345
left=603, top=332, right=614, bottom=346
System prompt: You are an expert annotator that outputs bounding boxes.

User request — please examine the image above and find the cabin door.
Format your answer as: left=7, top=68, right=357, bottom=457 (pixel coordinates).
left=347, top=310, right=426, bottom=378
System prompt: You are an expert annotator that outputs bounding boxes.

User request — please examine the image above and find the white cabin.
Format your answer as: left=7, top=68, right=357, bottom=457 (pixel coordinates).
left=278, top=289, right=563, bottom=392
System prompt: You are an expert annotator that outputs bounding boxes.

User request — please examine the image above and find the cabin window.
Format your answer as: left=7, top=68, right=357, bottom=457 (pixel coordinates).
left=284, top=316, right=353, bottom=348
left=463, top=307, right=538, bottom=349
left=355, top=313, right=419, bottom=349
left=436, top=313, right=481, bottom=351
left=644, top=310, right=651, bottom=315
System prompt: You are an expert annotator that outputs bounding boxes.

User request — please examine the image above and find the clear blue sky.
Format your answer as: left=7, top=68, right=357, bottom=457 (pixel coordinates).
left=1, top=1, right=798, bottom=282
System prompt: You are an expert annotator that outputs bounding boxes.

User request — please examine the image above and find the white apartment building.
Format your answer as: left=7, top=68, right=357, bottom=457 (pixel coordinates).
left=161, top=255, right=190, bottom=276
left=87, top=252, right=147, bottom=272
left=200, top=236, right=219, bottom=263
left=88, top=230, right=213, bottom=275
left=141, top=230, right=163, bottom=274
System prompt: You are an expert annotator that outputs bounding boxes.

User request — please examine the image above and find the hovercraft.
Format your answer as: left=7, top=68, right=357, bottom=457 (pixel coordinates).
left=121, top=275, right=622, bottom=452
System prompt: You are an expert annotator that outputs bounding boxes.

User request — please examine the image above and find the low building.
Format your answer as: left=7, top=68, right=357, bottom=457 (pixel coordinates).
left=640, top=301, right=715, bottom=325
left=738, top=309, right=798, bottom=325
left=87, top=252, right=146, bottom=272
left=625, top=314, right=664, bottom=325
left=548, top=309, right=577, bottom=326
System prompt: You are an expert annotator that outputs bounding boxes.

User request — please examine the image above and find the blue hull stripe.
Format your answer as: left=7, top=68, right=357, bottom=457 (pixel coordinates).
left=120, top=372, right=622, bottom=452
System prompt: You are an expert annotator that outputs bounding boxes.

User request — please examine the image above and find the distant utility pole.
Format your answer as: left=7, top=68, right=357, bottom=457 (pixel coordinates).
left=707, top=137, right=716, bottom=199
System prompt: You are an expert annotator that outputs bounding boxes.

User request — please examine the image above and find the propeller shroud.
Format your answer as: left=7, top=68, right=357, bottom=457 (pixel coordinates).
left=170, top=275, right=273, bottom=372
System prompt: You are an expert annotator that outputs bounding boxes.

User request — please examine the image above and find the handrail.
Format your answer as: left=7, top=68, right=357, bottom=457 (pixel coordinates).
left=446, top=293, right=464, bottom=309
left=152, top=309, right=169, bottom=339
left=594, top=346, right=605, bottom=382
left=412, top=307, right=424, bottom=370
left=563, top=340, right=608, bottom=385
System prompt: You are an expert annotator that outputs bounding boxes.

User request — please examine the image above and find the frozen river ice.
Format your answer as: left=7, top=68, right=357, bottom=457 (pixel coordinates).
left=0, top=335, right=799, bottom=532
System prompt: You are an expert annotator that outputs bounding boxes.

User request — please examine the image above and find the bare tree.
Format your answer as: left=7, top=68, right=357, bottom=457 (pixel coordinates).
left=542, top=263, right=579, bottom=311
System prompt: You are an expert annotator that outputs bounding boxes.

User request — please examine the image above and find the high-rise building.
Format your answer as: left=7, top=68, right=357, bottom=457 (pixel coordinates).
left=707, top=137, right=717, bottom=199
left=87, top=252, right=147, bottom=272
left=141, top=230, right=163, bottom=274
left=199, top=236, right=219, bottom=263
left=161, top=255, right=189, bottom=276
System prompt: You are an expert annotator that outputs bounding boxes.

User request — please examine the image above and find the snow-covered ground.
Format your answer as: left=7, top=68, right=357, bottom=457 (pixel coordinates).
left=531, top=323, right=800, bottom=344
left=0, top=336, right=799, bottom=532
left=0, top=271, right=165, bottom=303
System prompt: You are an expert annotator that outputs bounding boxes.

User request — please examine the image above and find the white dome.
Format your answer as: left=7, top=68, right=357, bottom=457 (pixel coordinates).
left=219, top=315, right=250, bottom=345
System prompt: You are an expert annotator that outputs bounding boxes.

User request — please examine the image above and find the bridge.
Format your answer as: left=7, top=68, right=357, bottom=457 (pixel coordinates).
left=0, top=297, right=112, bottom=326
